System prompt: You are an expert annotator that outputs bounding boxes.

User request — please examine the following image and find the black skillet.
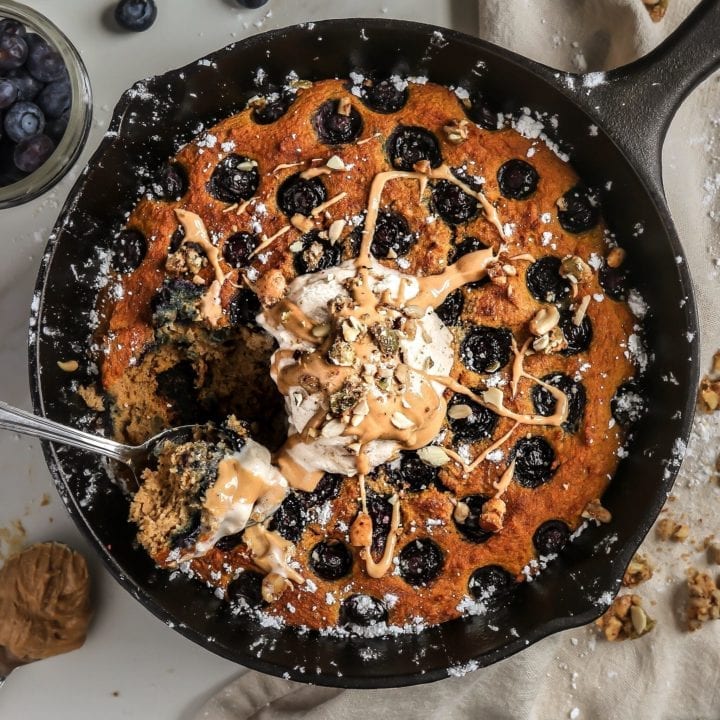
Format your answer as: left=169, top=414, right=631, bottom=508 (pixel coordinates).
left=28, top=2, right=720, bottom=688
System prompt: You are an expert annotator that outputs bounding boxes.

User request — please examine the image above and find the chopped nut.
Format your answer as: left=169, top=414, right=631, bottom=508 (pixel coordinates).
left=417, top=445, right=451, bottom=467
left=630, top=604, right=649, bottom=636
left=299, top=374, right=320, bottom=393
left=328, top=219, right=346, bottom=243
left=329, top=379, right=364, bottom=415
left=596, top=593, right=655, bottom=641
left=236, top=159, right=258, bottom=172
left=403, top=304, right=425, bottom=319
left=533, top=325, right=568, bottom=354
left=529, top=306, right=560, bottom=336
left=326, top=155, right=346, bottom=171
left=370, top=324, right=399, bottom=357
left=337, top=96, right=352, bottom=116
left=290, top=213, right=315, bottom=233
left=341, top=319, right=361, bottom=343
left=479, top=496, right=506, bottom=532
left=606, top=247, right=626, bottom=268
left=623, top=553, right=653, bottom=587
left=442, top=118, right=470, bottom=144
left=453, top=501, right=470, bottom=523
left=320, top=419, right=346, bottom=438
left=261, top=572, right=291, bottom=603
left=559, top=255, right=592, bottom=284
left=699, top=376, right=720, bottom=412
left=687, top=568, right=720, bottom=630
left=447, top=403, right=472, bottom=420
left=288, top=240, right=304, bottom=253
left=311, top=323, right=331, bottom=338
left=328, top=339, right=356, bottom=367
left=76, top=384, right=105, bottom=412
left=57, top=359, right=79, bottom=372
left=582, top=498, right=612, bottom=524
left=289, top=78, right=313, bottom=90
left=572, top=295, right=592, bottom=327
left=391, top=411, right=415, bottom=430
left=656, top=517, right=689, bottom=542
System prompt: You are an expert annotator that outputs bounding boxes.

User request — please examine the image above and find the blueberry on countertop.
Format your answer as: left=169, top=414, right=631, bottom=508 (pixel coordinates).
left=235, top=0, right=270, bottom=7
left=4, top=101, right=45, bottom=143
left=114, top=0, right=158, bottom=32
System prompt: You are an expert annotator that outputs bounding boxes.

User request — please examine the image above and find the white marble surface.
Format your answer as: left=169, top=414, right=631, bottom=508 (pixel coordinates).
left=0, top=1, right=478, bottom=718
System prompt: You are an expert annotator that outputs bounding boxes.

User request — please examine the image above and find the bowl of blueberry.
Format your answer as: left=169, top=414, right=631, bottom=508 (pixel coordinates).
left=0, top=0, right=91, bottom=208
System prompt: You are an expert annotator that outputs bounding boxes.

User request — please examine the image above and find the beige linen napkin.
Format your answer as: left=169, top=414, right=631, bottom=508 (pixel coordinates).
left=196, top=2, right=720, bottom=718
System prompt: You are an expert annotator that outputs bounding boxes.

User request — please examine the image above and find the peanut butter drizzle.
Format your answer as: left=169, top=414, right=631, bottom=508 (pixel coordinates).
left=200, top=279, right=223, bottom=327
left=249, top=224, right=290, bottom=259
left=310, top=191, right=347, bottom=217
left=493, top=459, right=516, bottom=497
left=243, top=524, right=304, bottom=601
left=263, top=300, right=322, bottom=346
left=443, top=421, right=520, bottom=474
left=175, top=209, right=225, bottom=285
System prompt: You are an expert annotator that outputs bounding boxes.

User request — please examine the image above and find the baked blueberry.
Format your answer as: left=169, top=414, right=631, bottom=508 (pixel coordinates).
left=251, top=94, right=291, bottom=124
left=152, top=162, right=188, bottom=201
left=7, top=68, right=42, bottom=101
left=435, top=288, right=464, bottom=326
left=511, top=436, right=556, bottom=488
left=387, top=125, right=442, bottom=171
left=460, top=326, right=512, bottom=373
left=155, top=360, right=198, bottom=424
left=0, top=34, right=27, bottom=72
left=228, top=288, right=261, bottom=327
left=114, top=0, right=158, bottom=32
left=293, top=230, right=342, bottom=274
left=371, top=210, right=414, bottom=258
left=0, top=78, right=17, bottom=109
left=26, top=37, right=65, bottom=82
left=170, top=509, right=202, bottom=549
left=447, top=394, right=498, bottom=442
left=0, top=19, right=26, bottom=37
left=557, top=185, right=600, bottom=233
left=525, top=256, right=571, bottom=303
left=309, top=539, right=353, bottom=581
left=36, top=77, right=71, bottom=118
left=4, top=101, right=45, bottom=143
left=226, top=570, right=265, bottom=608
left=532, top=373, right=586, bottom=433
left=366, top=490, right=393, bottom=556
left=360, top=79, right=408, bottom=114
left=277, top=172, right=327, bottom=217
left=385, top=450, right=441, bottom=492
left=559, top=309, right=593, bottom=356
left=450, top=235, right=488, bottom=263
left=532, top=519, right=570, bottom=556
left=468, top=565, right=514, bottom=601
left=453, top=494, right=492, bottom=543
left=611, top=382, right=647, bottom=427
left=111, top=228, right=147, bottom=273
left=299, top=473, right=343, bottom=507
left=432, top=180, right=479, bottom=225
left=14, top=134, right=55, bottom=173
left=598, top=262, right=630, bottom=301
left=464, top=90, right=501, bottom=130
left=222, top=231, right=258, bottom=268
left=151, top=279, right=203, bottom=327
left=213, top=531, right=245, bottom=552
left=208, top=154, right=259, bottom=204
left=268, top=492, right=307, bottom=544
left=398, top=538, right=444, bottom=586
left=169, top=226, right=185, bottom=253
left=313, top=98, right=363, bottom=145
left=340, top=594, right=388, bottom=626
left=497, top=159, right=539, bottom=200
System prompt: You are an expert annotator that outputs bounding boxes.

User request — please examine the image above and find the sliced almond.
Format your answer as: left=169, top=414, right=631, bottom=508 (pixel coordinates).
left=403, top=304, right=424, bottom=319
left=606, top=247, right=626, bottom=268
left=391, top=411, right=415, bottom=430
left=290, top=214, right=314, bottom=233
left=573, top=295, right=592, bottom=326
left=453, top=501, right=470, bottom=523
left=328, top=219, right=346, bottom=244
left=337, top=97, right=352, bottom=116
left=311, top=323, right=331, bottom=338
left=326, top=155, right=346, bottom=171
left=529, top=306, right=560, bottom=337
left=417, top=445, right=451, bottom=467
left=321, top=419, right=346, bottom=438
left=447, top=403, right=472, bottom=420
left=630, top=604, right=648, bottom=635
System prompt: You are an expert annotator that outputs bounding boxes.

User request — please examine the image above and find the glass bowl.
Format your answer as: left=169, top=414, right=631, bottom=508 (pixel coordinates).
left=0, top=0, right=92, bottom=209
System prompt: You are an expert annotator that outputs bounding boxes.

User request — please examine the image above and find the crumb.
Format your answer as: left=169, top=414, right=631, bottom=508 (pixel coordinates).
left=699, top=376, right=720, bottom=412
left=112, top=691, right=120, bottom=698
left=40, top=494, right=50, bottom=507
left=687, top=568, right=720, bottom=631
left=622, top=553, right=653, bottom=587
left=708, top=544, right=720, bottom=565
left=57, top=359, right=79, bottom=372
left=642, top=0, right=669, bottom=22
left=656, top=517, right=689, bottom=542
left=76, top=384, right=105, bottom=412
left=596, top=594, right=655, bottom=641
left=581, top=498, right=612, bottom=523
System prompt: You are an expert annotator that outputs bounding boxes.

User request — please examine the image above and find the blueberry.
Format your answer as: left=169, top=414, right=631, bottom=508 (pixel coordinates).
left=228, top=288, right=262, bottom=327
left=460, top=326, right=513, bottom=373
left=7, top=68, right=42, bottom=100
left=611, top=382, right=647, bottom=427
left=300, top=473, right=343, bottom=507
left=26, top=37, right=65, bottom=82
left=371, top=210, right=414, bottom=258
left=497, top=159, right=539, bottom=200
left=151, top=278, right=203, bottom=327
left=313, top=98, right=363, bottom=145
left=525, top=256, right=570, bottom=303
left=0, top=78, right=17, bottom=108
left=468, top=565, right=514, bottom=601
left=170, top=509, right=202, bottom=549
left=309, top=539, right=353, bottom=581
left=152, top=162, right=187, bottom=201
left=293, top=230, right=342, bottom=274
left=111, top=228, right=147, bottom=273
left=511, top=436, right=556, bottom=488
left=385, top=450, right=441, bottom=492
left=37, top=77, right=71, bottom=118
left=226, top=570, right=265, bottom=608
left=277, top=172, right=326, bottom=217
left=340, top=594, right=388, bottom=626
left=155, top=360, right=199, bottom=424
left=360, top=78, right=408, bottom=114
left=208, top=154, right=259, bottom=204
left=432, top=180, right=479, bottom=225
left=532, top=373, right=586, bottom=433
left=557, top=185, right=600, bottom=234
left=447, top=393, right=498, bottom=442
left=464, top=90, right=501, bottom=130
left=598, top=262, right=630, bottom=301
left=559, top=309, right=593, bottom=356
left=4, top=101, right=45, bottom=143
left=0, top=19, right=27, bottom=37
left=268, top=492, right=307, bottom=544
left=532, top=519, right=570, bottom=556
left=0, top=34, right=27, bottom=72
left=435, top=288, right=464, bottom=326
left=114, top=0, right=158, bottom=32
left=168, top=225, right=185, bottom=253
left=234, top=0, right=270, bottom=7
left=222, top=231, right=258, bottom=268
left=453, top=494, right=492, bottom=543
left=398, top=538, right=444, bottom=586
left=16, top=132, right=57, bottom=174
left=387, top=125, right=442, bottom=171
left=366, top=490, right=392, bottom=556
left=213, top=531, right=245, bottom=552
left=251, top=91, right=291, bottom=124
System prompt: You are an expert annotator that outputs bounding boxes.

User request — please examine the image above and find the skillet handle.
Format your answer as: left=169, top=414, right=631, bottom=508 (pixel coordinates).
left=576, top=0, right=720, bottom=189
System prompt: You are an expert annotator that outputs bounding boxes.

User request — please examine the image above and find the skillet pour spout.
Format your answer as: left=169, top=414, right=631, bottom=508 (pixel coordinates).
left=29, top=5, right=719, bottom=687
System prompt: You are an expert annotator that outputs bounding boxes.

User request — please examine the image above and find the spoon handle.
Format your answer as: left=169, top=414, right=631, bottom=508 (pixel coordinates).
left=0, top=401, right=132, bottom=464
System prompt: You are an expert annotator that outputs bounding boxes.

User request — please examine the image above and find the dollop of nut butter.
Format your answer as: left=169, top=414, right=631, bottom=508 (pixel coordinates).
left=0, top=542, right=91, bottom=662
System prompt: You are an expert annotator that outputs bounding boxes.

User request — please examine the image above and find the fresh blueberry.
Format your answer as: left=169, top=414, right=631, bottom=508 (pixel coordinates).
left=222, top=231, right=258, bottom=268
left=13, top=133, right=54, bottom=173
left=4, top=101, right=45, bottom=143
left=293, top=230, right=342, bottom=274
left=384, top=450, right=441, bottom=492
left=497, top=159, right=539, bottom=200
left=360, top=78, right=408, bottom=114
left=532, top=519, right=570, bottom=556
left=432, top=179, right=479, bottom=224
left=453, top=494, right=492, bottom=543
left=460, top=326, right=513, bottom=373
left=532, top=373, right=586, bottom=433
left=309, top=539, right=353, bottom=581
left=447, top=393, right=498, bottom=442
left=340, top=594, right=388, bottom=626
left=37, top=77, right=71, bottom=119
left=511, top=436, right=556, bottom=488
left=525, top=256, right=571, bottom=303
left=313, top=98, right=363, bottom=145
left=111, top=228, right=147, bottom=273
left=435, top=288, right=464, bottom=326
left=468, top=565, right=514, bottom=601
left=0, top=34, right=27, bottom=72
left=398, top=538, right=444, bottom=586
left=208, top=154, right=259, bottom=204
left=387, top=125, right=442, bottom=171
left=557, top=185, right=600, bottom=234
left=371, top=210, right=414, bottom=258
left=611, top=382, right=648, bottom=427
left=226, top=570, right=265, bottom=608
left=464, top=90, right=501, bottom=130
left=268, top=492, right=307, bottom=544
left=277, top=172, right=326, bottom=217
left=26, top=37, right=65, bottom=82
left=0, top=77, right=17, bottom=109
left=7, top=68, right=43, bottom=100
left=114, top=0, right=158, bottom=32
left=234, top=0, right=270, bottom=7
left=559, top=309, right=593, bottom=356
left=228, top=288, right=262, bottom=327
left=0, top=19, right=26, bottom=37
left=152, top=162, right=188, bottom=201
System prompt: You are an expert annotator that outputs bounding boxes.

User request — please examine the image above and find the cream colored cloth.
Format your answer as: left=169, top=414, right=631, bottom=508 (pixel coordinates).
left=196, top=2, right=720, bottom=718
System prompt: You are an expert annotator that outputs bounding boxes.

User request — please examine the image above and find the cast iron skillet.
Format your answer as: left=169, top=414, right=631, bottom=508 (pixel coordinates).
left=29, top=2, right=720, bottom=687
